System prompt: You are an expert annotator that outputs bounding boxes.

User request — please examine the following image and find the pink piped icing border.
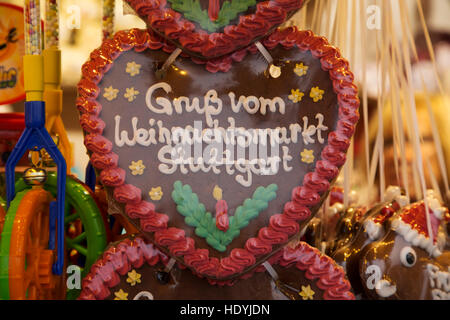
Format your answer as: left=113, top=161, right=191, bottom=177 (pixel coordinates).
left=126, top=0, right=306, bottom=58
left=78, top=237, right=355, bottom=300
left=77, top=28, right=360, bottom=280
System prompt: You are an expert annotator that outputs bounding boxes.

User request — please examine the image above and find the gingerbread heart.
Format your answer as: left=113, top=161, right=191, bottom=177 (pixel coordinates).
left=78, top=237, right=354, bottom=300
left=125, top=0, right=308, bottom=59
left=77, top=27, right=359, bottom=281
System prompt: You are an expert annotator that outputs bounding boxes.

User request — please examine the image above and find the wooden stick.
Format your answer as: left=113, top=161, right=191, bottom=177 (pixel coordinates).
left=397, top=0, right=433, bottom=244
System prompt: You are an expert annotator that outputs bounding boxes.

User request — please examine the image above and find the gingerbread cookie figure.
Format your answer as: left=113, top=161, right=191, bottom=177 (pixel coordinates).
left=332, top=186, right=409, bottom=299
left=360, top=191, right=450, bottom=300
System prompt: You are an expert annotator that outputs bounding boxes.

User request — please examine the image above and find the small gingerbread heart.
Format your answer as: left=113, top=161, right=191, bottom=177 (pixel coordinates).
left=125, top=0, right=308, bottom=59
left=78, top=237, right=355, bottom=300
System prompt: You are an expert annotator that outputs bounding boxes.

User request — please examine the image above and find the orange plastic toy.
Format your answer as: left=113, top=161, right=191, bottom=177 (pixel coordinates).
left=7, top=189, right=65, bottom=299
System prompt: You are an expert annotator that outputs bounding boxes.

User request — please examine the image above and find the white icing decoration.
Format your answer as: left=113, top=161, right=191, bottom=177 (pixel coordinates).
left=431, top=289, right=450, bottom=300
left=158, top=145, right=178, bottom=174
left=229, top=92, right=285, bottom=115
left=112, top=82, right=334, bottom=188
left=364, top=219, right=383, bottom=241
left=427, top=264, right=450, bottom=294
left=133, top=291, right=154, bottom=300
left=424, top=189, right=446, bottom=219
left=375, top=279, right=397, bottom=298
left=383, top=186, right=409, bottom=207
left=365, top=265, right=382, bottom=290
left=315, top=113, right=328, bottom=144
left=384, top=186, right=401, bottom=202
left=395, top=195, right=409, bottom=208
left=391, top=218, right=445, bottom=258
left=146, top=83, right=290, bottom=128
left=114, top=115, right=328, bottom=149
left=114, top=115, right=135, bottom=147
left=145, top=82, right=173, bottom=115
left=282, top=146, right=293, bottom=172
left=204, top=89, right=223, bottom=127
left=301, top=116, right=316, bottom=145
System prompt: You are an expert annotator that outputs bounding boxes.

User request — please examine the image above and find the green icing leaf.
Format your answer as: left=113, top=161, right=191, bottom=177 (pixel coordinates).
left=167, top=0, right=257, bottom=33
left=171, top=181, right=278, bottom=252
left=196, top=227, right=208, bottom=237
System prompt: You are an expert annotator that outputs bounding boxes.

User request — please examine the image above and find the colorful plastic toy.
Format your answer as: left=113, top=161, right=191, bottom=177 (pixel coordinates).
left=0, top=0, right=107, bottom=300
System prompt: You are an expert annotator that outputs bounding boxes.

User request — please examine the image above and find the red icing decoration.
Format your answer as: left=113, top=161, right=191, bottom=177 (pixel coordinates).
left=113, top=184, right=142, bottom=204
left=399, top=201, right=441, bottom=242
left=269, top=214, right=299, bottom=235
left=78, top=238, right=163, bottom=300
left=77, top=28, right=360, bottom=280
left=99, top=167, right=125, bottom=187
left=90, top=152, right=118, bottom=169
left=169, top=237, right=196, bottom=256
left=84, top=134, right=112, bottom=154
left=208, top=0, right=220, bottom=21
left=373, top=206, right=395, bottom=224
left=215, top=199, right=229, bottom=232
left=140, top=212, right=169, bottom=231
left=184, top=248, right=210, bottom=268
left=154, top=227, right=186, bottom=246
left=245, top=237, right=273, bottom=256
left=125, top=200, right=156, bottom=219
left=76, top=97, right=102, bottom=116
left=283, top=201, right=311, bottom=221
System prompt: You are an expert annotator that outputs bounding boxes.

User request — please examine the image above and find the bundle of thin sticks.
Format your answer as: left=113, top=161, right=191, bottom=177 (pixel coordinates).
left=289, top=0, right=449, bottom=245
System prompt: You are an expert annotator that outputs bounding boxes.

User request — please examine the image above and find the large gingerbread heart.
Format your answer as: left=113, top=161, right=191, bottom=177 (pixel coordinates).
left=77, top=27, right=359, bottom=280
left=125, top=0, right=308, bottom=59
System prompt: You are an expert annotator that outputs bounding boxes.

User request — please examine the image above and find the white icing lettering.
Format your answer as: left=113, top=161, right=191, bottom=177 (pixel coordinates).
left=116, top=82, right=332, bottom=188
left=145, top=82, right=173, bottom=115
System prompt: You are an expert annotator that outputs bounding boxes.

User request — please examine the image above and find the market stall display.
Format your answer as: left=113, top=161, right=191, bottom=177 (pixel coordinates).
left=0, top=0, right=448, bottom=301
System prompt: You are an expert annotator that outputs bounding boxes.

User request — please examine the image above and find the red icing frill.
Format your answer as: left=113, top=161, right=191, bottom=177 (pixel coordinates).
left=77, top=28, right=360, bottom=280
left=78, top=237, right=354, bottom=300
left=126, top=0, right=305, bottom=59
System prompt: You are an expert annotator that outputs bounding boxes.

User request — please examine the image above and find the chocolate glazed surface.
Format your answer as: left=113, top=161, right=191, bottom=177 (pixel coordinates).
left=104, top=263, right=331, bottom=300
left=360, top=232, right=450, bottom=300
left=77, top=28, right=360, bottom=280
left=98, top=45, right=338, bottom=258
left=332, top=203, right=390, bottom=297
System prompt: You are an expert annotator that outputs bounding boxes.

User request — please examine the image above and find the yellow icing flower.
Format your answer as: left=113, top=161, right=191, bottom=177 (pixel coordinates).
left=299, top=285, right=315, bottom=300
left=114, top=289, right=128, bottom=300
left=126, top=61, right=142, bottom=76
left=126, top=269, right=142, bottom=286
left=149, top=186, right=163, bottom=201
left=288, top=89, right=305, bottom=103
left=129, top=160, right=146, bottom=176
left=294, top=63, right=309, bottom=77
left=103, top=86, right=119, bottom=101
left=310, top=86, right=324, bottom=102
left=213, top=185, right=223, bottom=201
left=301, top=149, right=315, bottom=164
left=124, top=87, right=140, bottom=102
